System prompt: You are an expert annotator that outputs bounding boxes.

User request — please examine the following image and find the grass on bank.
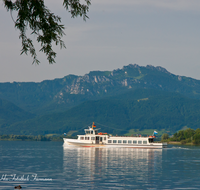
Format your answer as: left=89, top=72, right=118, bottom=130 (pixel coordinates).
left=125, top=129, right=167, bottom=136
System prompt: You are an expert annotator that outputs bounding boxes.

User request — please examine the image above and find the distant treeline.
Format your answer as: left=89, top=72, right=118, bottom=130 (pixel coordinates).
left=162, top=128, right=200, bottom=145
left=0, top=134, right=63, bottom=141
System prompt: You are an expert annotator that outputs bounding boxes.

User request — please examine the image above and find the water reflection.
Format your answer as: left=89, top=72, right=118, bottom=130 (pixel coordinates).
left=0, top=141, right=64, bottom=190
left=63, top=147, right=163, bottom=189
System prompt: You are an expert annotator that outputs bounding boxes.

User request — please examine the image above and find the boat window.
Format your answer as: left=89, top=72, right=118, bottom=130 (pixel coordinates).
left=85, top=137, right=90, bottom=140
left=91, top=137, right=95, bottom=140
left=80, top=137, right=84, bottom=140
left=104, top=137, right=106, bottom=141
left=91, top=131, right=93, bottom=134
left=113, top=140, right=117, bottom=143
left=123, top=140, right=127, bottom=144
left=128, top=140, right=132, bottom=144
left=118, top=140, right=122, bottom=143
left=95, top=131, right=98, bottom=135
left=143, top=141, right=147, bottom=144
left=108, top=140, right=112, bottom=143
left=133, top=140, right=137, bottom=144
left=149, top=138, right=154, bottom=143
left=138, top=141, right=142, bottom=144
left=86, top=131, right=90, bottom=134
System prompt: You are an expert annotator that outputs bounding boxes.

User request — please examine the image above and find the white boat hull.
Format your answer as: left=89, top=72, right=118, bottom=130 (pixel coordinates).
left=63, top=138, right=167, bottom=149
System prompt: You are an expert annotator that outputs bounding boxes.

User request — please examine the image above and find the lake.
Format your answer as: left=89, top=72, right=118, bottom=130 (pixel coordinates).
left=0, top=141, right=200, bottom=189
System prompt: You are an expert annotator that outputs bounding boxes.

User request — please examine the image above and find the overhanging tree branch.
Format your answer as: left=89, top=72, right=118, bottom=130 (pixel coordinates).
left=3, top=0, right=91, bottom=64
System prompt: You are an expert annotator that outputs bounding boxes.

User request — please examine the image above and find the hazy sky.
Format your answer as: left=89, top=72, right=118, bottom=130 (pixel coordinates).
left=0, top=0, right=200, bottom=82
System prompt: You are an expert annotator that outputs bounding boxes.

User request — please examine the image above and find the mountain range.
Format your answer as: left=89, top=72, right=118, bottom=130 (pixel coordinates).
left=1, top=64, right=200, bottom=136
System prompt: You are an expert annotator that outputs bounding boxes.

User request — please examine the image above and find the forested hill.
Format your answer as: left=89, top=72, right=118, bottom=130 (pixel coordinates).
left=0, top=98, right=35, bottom=129
left=0, top=64, right=200, bottom=115
left=2, top=89, right=200, bottom=136
left=1, top=64, right=200, bottom=136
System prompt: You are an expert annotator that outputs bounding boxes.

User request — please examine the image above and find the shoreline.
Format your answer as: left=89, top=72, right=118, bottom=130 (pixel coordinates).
left=0, top=135, right=64, bottom=142
left=166, top=141, right=196, bottom=146
left=0, top=139, right=63, bottom=142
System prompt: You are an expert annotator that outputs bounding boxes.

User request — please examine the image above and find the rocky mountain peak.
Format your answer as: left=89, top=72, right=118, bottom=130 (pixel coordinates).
left=146, top=65, right=170, bottom=74
left=122, top=64, right=140, bottom=70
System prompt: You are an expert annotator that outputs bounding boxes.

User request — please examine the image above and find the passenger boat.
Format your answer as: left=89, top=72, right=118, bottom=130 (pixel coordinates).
left=63, top=123, right=167, bottom=148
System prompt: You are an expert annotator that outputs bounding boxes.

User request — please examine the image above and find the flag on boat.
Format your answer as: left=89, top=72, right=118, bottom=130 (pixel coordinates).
left=153, top=131, right=158, bottom=135
left=92, top=122, right=96, bottom=128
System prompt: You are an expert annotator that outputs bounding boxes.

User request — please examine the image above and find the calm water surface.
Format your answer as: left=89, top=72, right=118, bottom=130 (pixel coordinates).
left=0, top=141, right=200, bottom=189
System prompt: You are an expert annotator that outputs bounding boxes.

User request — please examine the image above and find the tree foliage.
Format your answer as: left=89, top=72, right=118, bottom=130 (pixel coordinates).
left=3, top=0, right=91, bottom=64
left=193, top=129, right=200, bottom=145
left=161, top=133, right=169, bottom=141
left=170, top=128, right=199, bottom=144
